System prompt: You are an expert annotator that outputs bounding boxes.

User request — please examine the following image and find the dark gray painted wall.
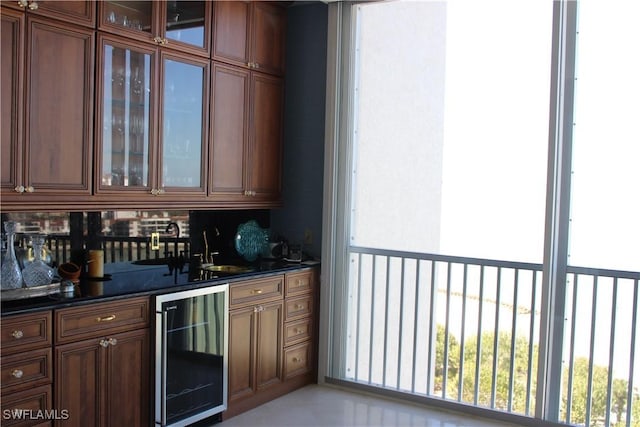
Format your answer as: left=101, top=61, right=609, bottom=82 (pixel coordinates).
left=271, top=2, right=328, bottom=259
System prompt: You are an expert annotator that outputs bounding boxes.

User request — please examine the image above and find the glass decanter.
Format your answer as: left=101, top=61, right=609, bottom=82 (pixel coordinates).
left=1, top=221, right=24, bottom=289
left=22, top=234, right=54, bottom=287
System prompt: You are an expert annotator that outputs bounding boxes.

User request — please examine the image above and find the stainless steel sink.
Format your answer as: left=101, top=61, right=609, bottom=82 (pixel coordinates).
left=201, top=264, right=254, bottom=274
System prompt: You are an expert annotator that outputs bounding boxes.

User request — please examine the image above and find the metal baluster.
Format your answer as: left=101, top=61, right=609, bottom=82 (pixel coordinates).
left=443, top=261, right=452, bottom=399
left=585, top=275, right=599, bottom=427
left=474, top=265, right=485, bottom=405
left=396, top=257, right=406, bottom=390
left=382, top=256, right=390, bottom=387
left=604, top=277, right=618, bottom=427
left=507, top=269, right=519, bottom=412
left=427, top=260, right=437, bottom=395
left=625, top=278, right=639, bottom=427
left=525, top=270, right=539, bottom=416
left=566, top=273, right=578, bottom=423
left=491, top=267, right=502, bottom=408
left=411, top=260, right=421, bottom=393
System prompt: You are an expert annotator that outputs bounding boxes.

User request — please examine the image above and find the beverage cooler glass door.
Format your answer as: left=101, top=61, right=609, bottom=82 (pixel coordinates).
left=155, top=284, right=229, bottom=427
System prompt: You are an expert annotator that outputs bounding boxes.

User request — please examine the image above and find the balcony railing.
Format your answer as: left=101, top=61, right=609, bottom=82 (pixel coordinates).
left=345, top=246, right=639, bottom=426
left=42, top=234, right=190, bottom=265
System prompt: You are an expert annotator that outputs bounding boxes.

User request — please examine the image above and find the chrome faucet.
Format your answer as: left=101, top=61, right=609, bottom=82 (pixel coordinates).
left=165, top=222, right=180, bottom=238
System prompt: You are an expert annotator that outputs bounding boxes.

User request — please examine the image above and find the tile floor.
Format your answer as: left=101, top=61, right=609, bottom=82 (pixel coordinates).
left=218, top=384, right=524, bottom=427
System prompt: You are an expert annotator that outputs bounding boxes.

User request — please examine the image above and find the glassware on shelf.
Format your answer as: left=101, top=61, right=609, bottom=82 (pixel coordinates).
left=22, top=234, right=54, bottom=287
left=1, top=221, right=24, bottom=290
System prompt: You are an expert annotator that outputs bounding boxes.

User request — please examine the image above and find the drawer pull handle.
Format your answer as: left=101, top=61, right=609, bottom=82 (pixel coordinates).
left=11, top=330, right=24, bottom=339
left=296, top=280, right=305, bottom=287
left=292, top=357, right=301, bottom=363
left=251, top=289, right=263, bottom=295
left=11, top=369, right=24, bottom=378
left=295, top=304, right=305, bottom=310
left=96, top=314, right=116, bottom=322
left=294, top=328, right=304, bottom=335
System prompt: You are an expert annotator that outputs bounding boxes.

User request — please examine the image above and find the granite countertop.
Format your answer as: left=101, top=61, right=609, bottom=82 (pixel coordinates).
left=1, top=259, right=320, bottom=315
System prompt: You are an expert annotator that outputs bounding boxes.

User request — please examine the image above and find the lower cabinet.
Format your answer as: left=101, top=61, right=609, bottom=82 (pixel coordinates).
left=225, top=267, right=318, bottom=420
left=53, top=297, right=150, bottom=427
left=228, top=300, right=283, bottom=401
left=55, top=329, right=149, bottom=427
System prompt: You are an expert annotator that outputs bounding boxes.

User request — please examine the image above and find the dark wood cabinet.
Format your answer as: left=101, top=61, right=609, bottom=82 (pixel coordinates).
left=55, top=329, right=149, bottom=427
left=2, top=0, right=95, bottom=28
left=0, top=310, right=53, bottom=427
left=98, top=1, right=211, bottom=58
left=0, top=10, right=94, bottom=207
left=211, top=64, right=283, bottom=205
left=54, top=297, right=150, bottom=427
left=94, top=33, right=210, bottom=202
left=214, top=1, right=286, bottom=76
left=225, top=268, right=318, bottom=420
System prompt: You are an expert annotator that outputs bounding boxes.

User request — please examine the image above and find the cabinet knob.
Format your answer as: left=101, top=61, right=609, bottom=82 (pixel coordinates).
left=17, top=0, right=28, bottom=8
left=295, top=304, right=305, bottom=310
left=292, top=357, right=301, bottom=363
left=14, top=185, right=25, bottom=193
left=153, top=36, right=164, bottom=45
left=108, top=337, right=118, bottom=346
left=25, top=186, right=35, bottom=193
left=251, top=288, right=263, bottom=295
left=28, top=1, right=38, bottom=10
left=254, top=63, right=260, bottom=70
left=99, top=339, right=110, bottom=348
left=11, top=330, right=24, bottom=339
left=253, top=305, right=264, bottom=313
left=162, top=38, right=169, bottom=46
left=11, top=369, right=24, bottom=379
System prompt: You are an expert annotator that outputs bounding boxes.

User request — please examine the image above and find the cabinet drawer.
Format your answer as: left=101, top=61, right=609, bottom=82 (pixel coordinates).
left=285, top=269, right=315, bottom=297
left=1, top=384, right=52, bottom=427
left=283, top=341, right=313, bottom=380
left=1, top=311, right=52, bottom=356
left=55, top=297, right=149, bottom=344
left=0, top=348, right=52, bottom=392
left=284, top=318, right=312, bottom=347
left=284, top=295, right=313, bottom=322
left=230, top=275, right=283, bottom=308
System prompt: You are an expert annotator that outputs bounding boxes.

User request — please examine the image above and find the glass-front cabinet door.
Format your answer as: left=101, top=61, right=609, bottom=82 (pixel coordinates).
left=163, top=1, right=211, bottom=57
left=96, top=35, right=156, bottom=195
left=100, top=1, right=211, bottom=57
left=159, top=53, right=209, bottom=195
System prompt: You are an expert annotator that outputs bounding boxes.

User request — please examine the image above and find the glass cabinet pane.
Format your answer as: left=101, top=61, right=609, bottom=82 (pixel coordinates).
left=164, top=1, right=206, bottom=48
left=104, top=1, right=153, bottom=33
left=162, top=58, right=206, bottom=188
left=102, top=44, right=152, bottom=188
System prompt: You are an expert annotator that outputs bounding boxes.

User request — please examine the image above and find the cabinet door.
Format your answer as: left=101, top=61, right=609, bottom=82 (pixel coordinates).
left=55, top=338, right=104, bottom=427
left=159, top=52, right=209, bottom=196
left=105, top=329, right=149, bottom=427
left=228, top=306, right=256, bottom=401
left=210, top=63, right=249, bottom=201
left=99, top=1, right=158, bottom=44
left=162, top=0, right=211, bottom=57
left=250, top=2, right=286, bottom=76
left=255, top=301, right=283, bottom=391
left=0, top=8, right=23, bottom=195
left=248, top=73, right=283, bottom=201
left=23, top=16, right=94, bottom=197
left=213, top=1, right=250, bottom=67
left=95, top=34, right=156, bottom=196
left=29, top=1, right=96, bottom=28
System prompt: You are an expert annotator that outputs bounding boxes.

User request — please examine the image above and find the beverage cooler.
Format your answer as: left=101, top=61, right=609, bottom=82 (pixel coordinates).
left=155, top=284, right=229, bottom=427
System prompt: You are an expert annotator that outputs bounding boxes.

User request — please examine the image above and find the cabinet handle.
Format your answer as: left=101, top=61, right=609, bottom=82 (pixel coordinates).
left=254, top=62, right=260, bottom=69
left=99, top=339, right=110, bottom=348
left=11, top=330, right=24, bottom=339
left=296, top=280, right=305, bottom=287
left=108, top=337, right=118, bottom=346
left=162, top=38, right=169, bottom=46
left=153, top=36, right=164, bottom=45
left=247, top=62, right=254, bottom=68
left=25, top=186, right=35, bottom=193
left=253, top=305, right=264, bottom=313
left=292, top=357, right=301, bottom=363
left=17, top=0, right=28, bottom=8
left=11, top=369, right=24, bottom=379
left=14, top=185, right=25, bottom=193
left=295, top=304, right=305, bottom=310
left=28, top=1, right=38, bottom=10
left=96, top=314, right=116, bottom=322
left=157, top=188, right=165, bottom=195
left=251, top=289, right=263, bottom=295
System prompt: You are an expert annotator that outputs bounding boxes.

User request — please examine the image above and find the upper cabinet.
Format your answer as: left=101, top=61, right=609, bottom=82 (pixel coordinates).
left=99, top=1, right=212, bottom=58
left=210, top=64, right=283, bottom=205
left=214, top=1, right=286, bottom=76
left=1, top=8, right=94, bottom=205
left=3, top=0, right=96, bottom=28
left=95, top=33, right=209, bottom=202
